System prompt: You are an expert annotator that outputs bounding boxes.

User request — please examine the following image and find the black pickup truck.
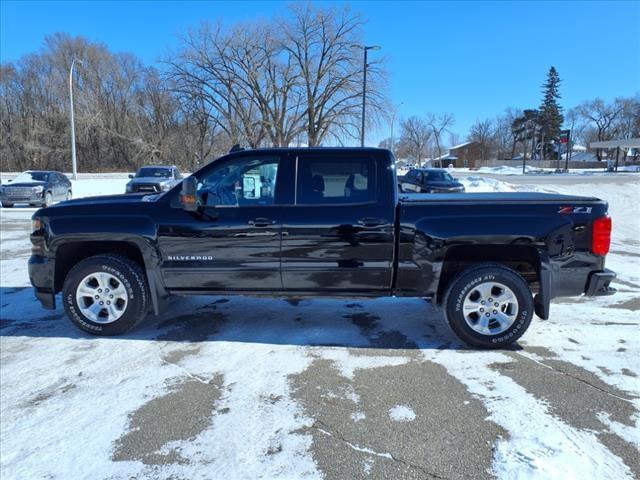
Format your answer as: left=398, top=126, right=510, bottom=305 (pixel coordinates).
left=29, top=147, right=615, bottom=348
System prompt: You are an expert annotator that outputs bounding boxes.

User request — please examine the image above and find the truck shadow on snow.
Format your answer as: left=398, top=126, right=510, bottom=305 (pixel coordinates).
left=0, top=287, right=524, bottom=351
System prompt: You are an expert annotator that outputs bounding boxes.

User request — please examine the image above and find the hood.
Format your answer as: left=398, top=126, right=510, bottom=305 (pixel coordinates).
left=128, top=176, right=173, bottom=184
left=424, top=180, right=464, bottom=188
left=3, top=181, right=46, bottom=188
left=57, top=193, right=149, bottom=206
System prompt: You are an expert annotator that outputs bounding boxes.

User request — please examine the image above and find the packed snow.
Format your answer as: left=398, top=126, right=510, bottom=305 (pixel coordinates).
left=1, top=173, right=638, bottom=479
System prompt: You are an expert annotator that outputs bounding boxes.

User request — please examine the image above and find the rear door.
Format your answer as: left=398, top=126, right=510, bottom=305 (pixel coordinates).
left=157, top=153, right=285, bottom=292
left=280, top=151, right=396, bottom=293
left=57, top=173, right=69, bottom=199
left=50, top=173, right=63, bottom=200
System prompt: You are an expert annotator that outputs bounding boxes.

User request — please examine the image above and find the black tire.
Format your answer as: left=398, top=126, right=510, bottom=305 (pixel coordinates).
left=443, top=264, right=534, bottom=349
left=1, top=201, right=13, bottom=208
left=66, top=190, right=72, bottom=201
left=62, top=254, right=149, bottom=335
left=44, top=191, right=53, bottom=207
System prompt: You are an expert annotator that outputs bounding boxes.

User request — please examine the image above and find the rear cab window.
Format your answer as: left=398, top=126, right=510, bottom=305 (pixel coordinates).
left=296, top=156, right=376, bottom=205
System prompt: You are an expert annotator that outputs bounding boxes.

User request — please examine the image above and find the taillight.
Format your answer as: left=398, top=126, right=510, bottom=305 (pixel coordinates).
left=592, top=216, right=612, bottom=256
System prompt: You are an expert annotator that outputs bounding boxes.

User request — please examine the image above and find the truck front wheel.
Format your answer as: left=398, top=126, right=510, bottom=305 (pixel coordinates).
left=62, top=254, right=149, bottom=335
left=443, top=264, right=534, bottom=349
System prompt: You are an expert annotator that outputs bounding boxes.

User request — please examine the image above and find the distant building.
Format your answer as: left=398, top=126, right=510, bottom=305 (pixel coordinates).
left=441, top=142, right=482, bottom=168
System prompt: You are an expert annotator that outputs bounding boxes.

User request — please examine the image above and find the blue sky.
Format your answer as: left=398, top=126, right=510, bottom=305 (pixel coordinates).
left=1, top=0, right=639, bottom=143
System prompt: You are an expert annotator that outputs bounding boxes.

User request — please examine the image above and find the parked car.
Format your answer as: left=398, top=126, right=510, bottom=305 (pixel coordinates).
left=1, top=170, right=71, bottom=208
left=125, top=165, right=183, bottom=194
left=29, top=147, right=615, bottom=348
left=400, top=168, right=465, bottom=193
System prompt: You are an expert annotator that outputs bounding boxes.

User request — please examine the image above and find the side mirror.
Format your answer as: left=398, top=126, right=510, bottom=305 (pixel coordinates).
left=128, top=174, right=134, bottom=179
left=180, top=176, right=198, bottom=212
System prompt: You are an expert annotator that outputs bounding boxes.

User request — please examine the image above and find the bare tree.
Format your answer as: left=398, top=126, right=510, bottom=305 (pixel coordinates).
left=447, top=131, right=460, bottom=149
left=613, top=95, right=640, bottom=140
left=468, top=119, right=496, bottom=160
left=575, top=98, right=626, bottom=160
left=493, top=108, right=522, bottom=160
left=398, top=116, right=431, bottom=165
left=282, top=4, right=387, bottom=146
left=425, top=112, right=454, bottom=166
left=166, top=4, right=387, bottom=149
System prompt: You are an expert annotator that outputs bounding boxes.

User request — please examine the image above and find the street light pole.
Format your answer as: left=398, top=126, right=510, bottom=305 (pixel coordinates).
left=359, top=45, right=381, bottom=147
left=69, top=58, right=82, bottom=180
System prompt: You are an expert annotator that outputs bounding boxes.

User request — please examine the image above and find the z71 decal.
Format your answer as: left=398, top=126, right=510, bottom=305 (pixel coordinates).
left=558, top=206, right=593, bottom=214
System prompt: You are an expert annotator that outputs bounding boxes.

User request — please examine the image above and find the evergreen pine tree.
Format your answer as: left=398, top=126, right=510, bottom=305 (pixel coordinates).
left=539, top=66, right=564, bottom=141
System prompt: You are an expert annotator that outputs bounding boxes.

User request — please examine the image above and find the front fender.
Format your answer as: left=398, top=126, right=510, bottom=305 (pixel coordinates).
left=42, top=215, right=167, bottom=315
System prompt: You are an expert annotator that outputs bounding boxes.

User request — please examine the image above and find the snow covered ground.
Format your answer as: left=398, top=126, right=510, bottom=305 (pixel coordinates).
left=1, top=174, right=639, bottom=480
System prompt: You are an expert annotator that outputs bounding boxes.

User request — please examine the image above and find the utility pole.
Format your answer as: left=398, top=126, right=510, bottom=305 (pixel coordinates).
left=359, top=45, right=381, bottom=147
left=69, top=58, right=83, bottom=180
left=389, top=102, right=403, bottom=158
left=522, top=125, right=528, bottom=174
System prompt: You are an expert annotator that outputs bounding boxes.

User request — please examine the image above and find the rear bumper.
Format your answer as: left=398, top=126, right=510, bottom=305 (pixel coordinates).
left=28, top=255, right=56, bottom=310
left=534, top=253, right=616, bottom=319
left=585, top=269, right=616, bottom=296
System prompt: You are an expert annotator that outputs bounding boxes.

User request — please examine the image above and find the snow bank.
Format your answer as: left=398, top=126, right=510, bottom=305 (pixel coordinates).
left=454, top=165, right=640, bottom=176
left=459, top=176, right=520, bottom=192
left=69, top=177, right=129, bottom=198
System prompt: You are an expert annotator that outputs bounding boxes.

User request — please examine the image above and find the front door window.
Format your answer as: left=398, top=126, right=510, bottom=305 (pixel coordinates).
left=197, top=156, right=280, bottom=207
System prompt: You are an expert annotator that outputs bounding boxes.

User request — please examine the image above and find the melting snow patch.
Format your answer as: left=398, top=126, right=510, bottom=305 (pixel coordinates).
left=389, top=405, right=416, bottom=422
left=319, top=348, right=410, bottom=380
left=597, top=412, right=640, bottom=447
left=363, top=457, right=374, bottom=475
left=351, top=411, right=366, bottom=422
left=427, top=350, right=636, bottom=480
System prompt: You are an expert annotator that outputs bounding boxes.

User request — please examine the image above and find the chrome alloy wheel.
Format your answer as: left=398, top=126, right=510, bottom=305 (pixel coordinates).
left=75, top=272, right=128, bottom=324
left=462, top=281, right=519, bottom=335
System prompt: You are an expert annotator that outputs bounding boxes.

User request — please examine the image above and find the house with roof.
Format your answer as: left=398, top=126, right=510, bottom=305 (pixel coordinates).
left=435, top=141, right=482, bottom=168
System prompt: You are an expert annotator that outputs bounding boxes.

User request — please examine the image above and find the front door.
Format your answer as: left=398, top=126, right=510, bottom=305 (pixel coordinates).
left=280, top=152, right=396, bottom=293
left=157, top=154, right=284, bottom=292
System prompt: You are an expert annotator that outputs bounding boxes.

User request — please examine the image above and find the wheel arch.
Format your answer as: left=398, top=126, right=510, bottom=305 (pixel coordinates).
left=436, top=244, right=542, bottom=305
left=53, top=240, right=165, bottom=315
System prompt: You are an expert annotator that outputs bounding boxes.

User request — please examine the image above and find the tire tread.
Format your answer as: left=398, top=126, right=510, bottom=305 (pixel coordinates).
left=62, top=254, right=149, bottom=335
left=443, top=263, right=533, bottom=349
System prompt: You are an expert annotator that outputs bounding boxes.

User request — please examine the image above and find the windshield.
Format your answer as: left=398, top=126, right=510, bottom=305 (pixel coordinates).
left=424, top=171, right=454, bottom=182
left=136, top=167, right=172, bottom=178
left=11, top=171, right=49, bottom=183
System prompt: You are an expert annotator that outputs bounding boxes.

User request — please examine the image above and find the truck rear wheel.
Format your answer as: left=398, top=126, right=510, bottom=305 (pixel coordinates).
left=443, top=264, right=533, bottom=349
left=62, top=254, right=149, bottom=335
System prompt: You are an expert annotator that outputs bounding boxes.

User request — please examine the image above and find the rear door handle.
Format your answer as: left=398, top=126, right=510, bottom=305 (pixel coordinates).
left=357, top=218, right=386, bottom=228
left=248, top=218, right=276, bottom=227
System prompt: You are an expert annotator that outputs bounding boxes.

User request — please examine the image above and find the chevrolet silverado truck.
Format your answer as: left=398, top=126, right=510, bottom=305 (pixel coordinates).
left=28, top=147, right=616, bottom=348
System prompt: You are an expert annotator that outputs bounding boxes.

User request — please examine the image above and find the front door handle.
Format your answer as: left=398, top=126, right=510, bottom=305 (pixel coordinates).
left=248, top=218, right=276, bottom=227
left=357, top=218, right=386, bottom=228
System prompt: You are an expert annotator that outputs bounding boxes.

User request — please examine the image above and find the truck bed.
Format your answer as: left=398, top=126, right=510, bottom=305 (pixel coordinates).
left=399, top=192, right=603, bottom=204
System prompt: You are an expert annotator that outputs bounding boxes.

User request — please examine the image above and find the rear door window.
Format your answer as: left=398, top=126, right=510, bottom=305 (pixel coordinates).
left=296, top=157, right=376, bottom=205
